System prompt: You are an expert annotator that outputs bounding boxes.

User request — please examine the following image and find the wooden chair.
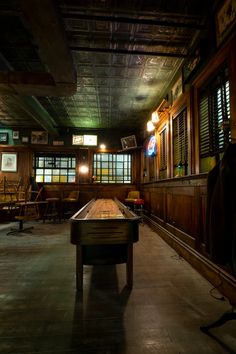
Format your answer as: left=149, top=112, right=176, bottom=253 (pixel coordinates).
left=124, top=190, right=140, bottom=209
left=0, top=177, right=24, bottom=222
left=7, top=187, right=44, bottom=235
left=0, top=176, right=23, bottom=203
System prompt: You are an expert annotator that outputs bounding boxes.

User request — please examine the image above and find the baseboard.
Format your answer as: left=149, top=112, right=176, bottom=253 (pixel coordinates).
left=144, top=215, right=236, bottom=305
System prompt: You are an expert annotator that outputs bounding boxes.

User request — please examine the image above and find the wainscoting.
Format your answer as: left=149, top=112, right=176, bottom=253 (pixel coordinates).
left=141, top=174, right=236, bottom=304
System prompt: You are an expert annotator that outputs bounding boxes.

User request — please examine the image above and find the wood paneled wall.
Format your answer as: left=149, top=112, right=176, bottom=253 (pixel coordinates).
left=141, top=175, right=236, bottom=303
left=141, top=175, right=207, bottom=251
left=0, top=146, right=33, bottom=186
left=0, top=144, right=140, bottom=208
left=41, top=183, right=136, bottom=207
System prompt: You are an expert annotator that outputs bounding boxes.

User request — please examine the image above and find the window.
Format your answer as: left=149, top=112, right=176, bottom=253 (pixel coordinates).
left=93, top=153, right=132, bottom=183
left=199, top=66, right=231, bottom=172
left=173, top=108, right=188, bottom=177
left=159, top=127, right=167, bottom=179
left=34, top=154, right=76, bottom=183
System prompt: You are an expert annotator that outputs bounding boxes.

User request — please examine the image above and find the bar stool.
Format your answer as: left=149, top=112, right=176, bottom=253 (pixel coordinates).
left=43, top=197, right=61, bottom=223
left=133, top=198, right=144, bottom=222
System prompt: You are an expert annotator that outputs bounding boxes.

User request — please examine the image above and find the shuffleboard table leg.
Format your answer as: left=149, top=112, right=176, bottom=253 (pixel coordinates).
left=76, top=245, right=83, bottom=291
left=126, top=244, right=133, bottom=289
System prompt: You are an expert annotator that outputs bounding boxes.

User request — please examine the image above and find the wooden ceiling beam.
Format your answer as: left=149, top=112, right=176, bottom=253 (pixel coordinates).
left=12, top=95, right=59, bottom=135
left=62, top=13, right=205, bottom=30
left=70, top=46, right=187, bottom=58
left=0, top=71, right=76, bottom=96
left=18, top=0, right=77, bottom=93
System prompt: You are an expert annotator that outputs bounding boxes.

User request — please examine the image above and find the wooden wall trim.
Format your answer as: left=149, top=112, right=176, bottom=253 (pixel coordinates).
left=150, top=213, right=195, bottom=248
left=145, top=215, right=236, bottom=305
left=142, top=172, right=208, bottom=188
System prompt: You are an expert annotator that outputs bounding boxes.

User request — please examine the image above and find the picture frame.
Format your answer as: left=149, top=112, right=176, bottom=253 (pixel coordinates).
left=216, top=0, right=236, bottom=47
left=72, top=135, right=84, bottom=145
left=31, top=131, right=48, bottom=145
left=83, top=135, right=97, bottom=146
left=1, top=152, right=17, bottom=172
left=22, top=136, right=29, bottom=143
left=53, top=140, right=64, bottom=146
left=72, top=134, right=98, bottom=146
left=0, top=132, right=8, bottom=143
left=121, top=135, right=137, bottom=150
left=12, top=131, right=19, bottom=140
left=171, top=75, right=183, bottom=104
left=182, top=39, right=206, bottom=83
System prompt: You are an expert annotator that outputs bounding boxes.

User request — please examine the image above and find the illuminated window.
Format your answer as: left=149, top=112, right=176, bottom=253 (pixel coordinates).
left=34, top=154, right=76, bottom=183
left=93, top=153, right=132, bottom=183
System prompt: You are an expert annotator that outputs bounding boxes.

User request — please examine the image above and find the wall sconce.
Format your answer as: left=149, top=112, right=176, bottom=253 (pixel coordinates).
left=151, top=111, right=159, bottom=124
left=100, top=143, right=106, bottom=150
left=147, top=110, right=160, bottom=132
left=79, top=164, right=89, bottom=174
left=147, top=120, right=155, bottom=132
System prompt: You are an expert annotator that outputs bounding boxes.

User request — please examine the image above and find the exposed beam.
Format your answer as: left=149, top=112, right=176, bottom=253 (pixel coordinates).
left=69, top=36, right=188, bottom=49
left=0, top=71, right=76, bottom=96
left=62, top=13, right=204, bottom=30
left=70, top=46, right=187, bottom=58
left=19, top=0, right=77, bottom=92
left=12, top=95, right=59, bottom=135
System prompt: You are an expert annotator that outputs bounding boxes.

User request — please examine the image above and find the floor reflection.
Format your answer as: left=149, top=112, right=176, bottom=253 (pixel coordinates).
left=71, top=264, right=131, bottom=353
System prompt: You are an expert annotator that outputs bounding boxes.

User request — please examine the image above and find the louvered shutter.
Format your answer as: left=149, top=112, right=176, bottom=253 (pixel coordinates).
left=199, top=66, right=230, bottom=159
left=173, top=108, right=188, bottom=168
left=160, top=128, right=167, bottom=171
left=199, top=96, right=210, bottom=156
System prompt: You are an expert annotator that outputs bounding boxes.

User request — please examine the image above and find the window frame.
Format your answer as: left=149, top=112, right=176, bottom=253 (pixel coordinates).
left=159, top=127, right=167, bottom=179
left=93, top=152, right=132, bottom=184
left=33, top=153, right=76, bottom=183
left=172, top=107, right=188, bottom=177
left=199, top=65, right=231, bottom=170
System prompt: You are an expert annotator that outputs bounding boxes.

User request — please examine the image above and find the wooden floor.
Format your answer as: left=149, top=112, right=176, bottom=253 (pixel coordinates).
left=0, top=220, right=235, bottom=354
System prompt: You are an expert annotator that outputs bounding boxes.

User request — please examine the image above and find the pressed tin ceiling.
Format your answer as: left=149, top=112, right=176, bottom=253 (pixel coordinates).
left=0, top=0, right=216, bottom=137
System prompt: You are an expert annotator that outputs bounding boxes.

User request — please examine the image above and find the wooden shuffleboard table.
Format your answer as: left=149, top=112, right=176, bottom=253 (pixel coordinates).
left=70, top=198, right=140, bottom=290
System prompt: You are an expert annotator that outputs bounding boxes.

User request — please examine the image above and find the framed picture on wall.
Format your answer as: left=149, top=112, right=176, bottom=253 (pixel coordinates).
left=12, top=131, right=19, bottom=139
left=1, top=152, right=17, bottom=172
left=31, top=131, right=48, bottom=144
left=22, top=136, right=29, bottom=143
left=72, top=135, right=84, bottom=145
left=0, top=132, right=8, bottom=143
left=171, top=75, right=183, bottom=104
left=182, top=39, right=206, bottom=83
left=53, top=140, right=64, bottom=146
left=216, top=0, right=236, bottom=46
left=121, top=135, right=137, bottom=150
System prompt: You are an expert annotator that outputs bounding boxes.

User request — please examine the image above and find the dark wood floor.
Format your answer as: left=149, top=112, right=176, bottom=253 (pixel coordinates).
left=0, top=220, right=235, bottom=354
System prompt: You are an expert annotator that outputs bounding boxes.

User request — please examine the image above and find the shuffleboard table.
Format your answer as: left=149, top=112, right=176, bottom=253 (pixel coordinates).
left=70, top=198, right=140, bottom=290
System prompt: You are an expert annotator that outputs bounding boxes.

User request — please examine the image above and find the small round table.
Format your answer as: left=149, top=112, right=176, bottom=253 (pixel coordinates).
left=43, top=197, right=61, bottom=222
